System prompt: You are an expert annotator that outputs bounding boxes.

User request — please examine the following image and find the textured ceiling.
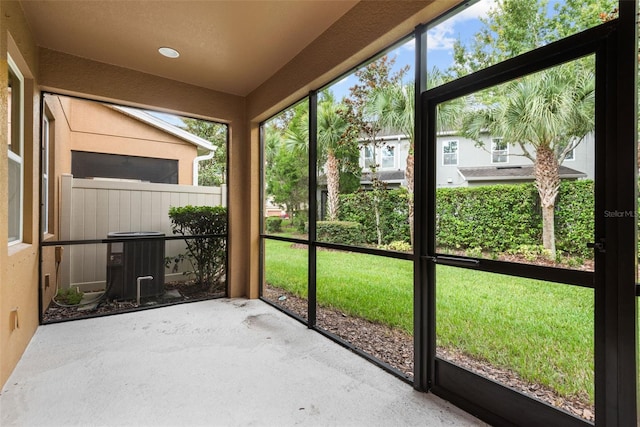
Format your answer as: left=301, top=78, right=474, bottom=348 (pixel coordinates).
left=19, top=0, right=358, bottom=96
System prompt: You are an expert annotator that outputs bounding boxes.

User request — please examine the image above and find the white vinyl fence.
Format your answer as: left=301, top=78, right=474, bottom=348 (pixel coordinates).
left=59, top=174, right=227, bottom=290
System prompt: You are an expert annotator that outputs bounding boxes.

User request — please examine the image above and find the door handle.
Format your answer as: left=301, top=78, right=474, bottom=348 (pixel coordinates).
left=587, top=239, right=606, bottom=253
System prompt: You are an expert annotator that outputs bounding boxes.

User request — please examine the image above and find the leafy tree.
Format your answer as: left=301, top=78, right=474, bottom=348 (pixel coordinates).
left=341, top=55, right=409, bottom=245
left=181, top=118, right=227, bottom=186
left=265, top=119, right=308, bottom=219
left=371, top=70, right=465, bottom=247
left=449, top=0, right=615, bottom=79
left=450, top=0, right=550, bottom=78
left=551, top=0, right=617, bottom=38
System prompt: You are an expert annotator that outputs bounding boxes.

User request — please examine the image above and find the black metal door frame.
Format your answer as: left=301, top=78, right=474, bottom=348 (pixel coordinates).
left=414, top=15, right=638, bottom=426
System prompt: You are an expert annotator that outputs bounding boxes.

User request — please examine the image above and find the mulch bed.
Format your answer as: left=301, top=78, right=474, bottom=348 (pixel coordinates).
left=263, top=283, right=595, bottom=422
left=42, top=281, right=224, bottom=323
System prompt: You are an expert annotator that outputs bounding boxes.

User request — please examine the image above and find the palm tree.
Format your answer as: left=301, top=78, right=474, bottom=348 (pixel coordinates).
left=317, top=92, right=349, bottom=221
left=462, top=61, right=595, bottom=258
left=283, top=104, right=310, bottom=154
left=371, top=82, right=415, bottom=244
left=283, top=92, right=351, bottom=221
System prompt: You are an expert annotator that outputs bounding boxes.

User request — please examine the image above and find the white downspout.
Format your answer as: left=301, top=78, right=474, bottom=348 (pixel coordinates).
left=193, top=150, right=215, bottom=186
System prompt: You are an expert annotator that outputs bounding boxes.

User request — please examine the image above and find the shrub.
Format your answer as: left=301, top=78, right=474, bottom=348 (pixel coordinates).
left=265, top=217, right=282, bottom=233
left=506, top=244, right=551, bottom=262
left=168, top=205, right=227, bottom=292
left=294, top=210, right=308, bottom=233
left=55, top=287, right=83, bottom=305
left=380, top=240, right=412, bottom=252
left=317, top=221, right=363, bottom=245
left=339, top=188, right=410, bottom=245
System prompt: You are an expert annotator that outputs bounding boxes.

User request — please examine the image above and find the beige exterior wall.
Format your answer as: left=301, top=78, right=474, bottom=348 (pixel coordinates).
left=1, top=0, right=460, bottom=388
left=1, top=0, right=42, bottom=389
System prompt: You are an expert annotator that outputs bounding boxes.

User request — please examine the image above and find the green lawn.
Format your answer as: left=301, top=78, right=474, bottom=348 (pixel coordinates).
left=436, top=266, right=593, bottom=401
left=264, top=239, right=594, bottom=403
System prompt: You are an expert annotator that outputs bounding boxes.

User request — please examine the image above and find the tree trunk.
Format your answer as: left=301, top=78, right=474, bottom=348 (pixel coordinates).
left=373, top=188, right=383, bottom=246
left=534, top=145, right=560, bottom=259
left=405, top=150, right=414, bottom=247
left=325, top=151, right=340, bottom=221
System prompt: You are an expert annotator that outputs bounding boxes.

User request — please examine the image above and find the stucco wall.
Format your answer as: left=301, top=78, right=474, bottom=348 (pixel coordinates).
left=1, top=0, right=42, bottom=388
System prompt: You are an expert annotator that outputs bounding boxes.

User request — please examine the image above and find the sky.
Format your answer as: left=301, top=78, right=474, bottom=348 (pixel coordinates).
left=328, top=0, right=495, bottom=101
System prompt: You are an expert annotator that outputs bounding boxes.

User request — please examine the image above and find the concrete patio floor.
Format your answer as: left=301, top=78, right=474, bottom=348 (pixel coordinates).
left=0, top=298, right=485, bottom=426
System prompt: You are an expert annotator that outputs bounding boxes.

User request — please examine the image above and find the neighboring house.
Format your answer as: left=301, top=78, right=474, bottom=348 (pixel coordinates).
left=317, top=130, right=592, bottom=213
left=39, top=94, right=221, bottom=297
left=357, top=131, right=593, bottom=188
left=42, top=94, right=215, bottom=188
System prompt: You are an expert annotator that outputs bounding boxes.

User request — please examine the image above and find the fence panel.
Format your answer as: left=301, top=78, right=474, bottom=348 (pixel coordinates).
left=59, top=174, right=226, bottom=289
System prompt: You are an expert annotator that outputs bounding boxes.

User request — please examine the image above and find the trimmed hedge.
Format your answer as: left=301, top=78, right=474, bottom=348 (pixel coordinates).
left=555, top=180, right=594, bottom=258
left=338, top=180, right=595, bottom=258
left=317, top=221, right=363, bottom=245
left=436, top=184, right=541, bottom=252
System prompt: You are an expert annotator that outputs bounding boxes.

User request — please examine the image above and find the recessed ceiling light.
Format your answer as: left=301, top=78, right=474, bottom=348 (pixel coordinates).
left=158, top=47, right=180, bottom=58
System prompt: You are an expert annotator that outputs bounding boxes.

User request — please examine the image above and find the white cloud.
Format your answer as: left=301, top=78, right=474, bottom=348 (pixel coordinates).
left=452, top=0, right=495, bottom=22
left=335, top=76, right=351, bottom=86
left=401, top=38, right=415, bottom=51
left=427, top=23, right=457, bottom=50
left=426, top=0, right=495, bottom=51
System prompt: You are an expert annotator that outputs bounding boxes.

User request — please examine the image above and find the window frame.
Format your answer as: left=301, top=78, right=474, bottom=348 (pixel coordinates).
left=363, top=144, right=376, bottom=169
left=442, top=140, right=458, bottom=166
left=381, top=144, right=396, bottom=169
left=42, top=113, right=50, bottom=235
left=491, top=137, right=508, bottom=164
left=8, top=54, right=24, bottom=245
left=564, top=147, right=575, bottom=161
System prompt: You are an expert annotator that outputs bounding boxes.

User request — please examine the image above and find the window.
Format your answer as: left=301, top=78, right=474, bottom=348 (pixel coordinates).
left=565, top=148, right=575, bottom=161
left=381, top=145, right=395, bottom=168
left=363, top=145, right=375, bottom=168
left=8, top=55, right=24, bottom=245
left=71, top=151, right=179, bottom=184
left=443, top=140, right=458, bottom=165
left=491, top=138, right=508, bottom=163
left=42, top=114, right=51, bottom=234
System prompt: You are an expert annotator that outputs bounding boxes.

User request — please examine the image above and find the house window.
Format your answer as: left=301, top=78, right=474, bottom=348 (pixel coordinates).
left=491, top=138, right=508, bottom=163
left=8, top=55, right=24, bottom=245
left=565, top=148, right=575, bottom=161
left=443, top=140, right=458, bottom=165
left=71, top=151, right=179, bottom=184
left=363, top=145, right=375, bottom=168
left=42, top=113, right=52, bottom=235
left=381, top=145, right=395, bottom=168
